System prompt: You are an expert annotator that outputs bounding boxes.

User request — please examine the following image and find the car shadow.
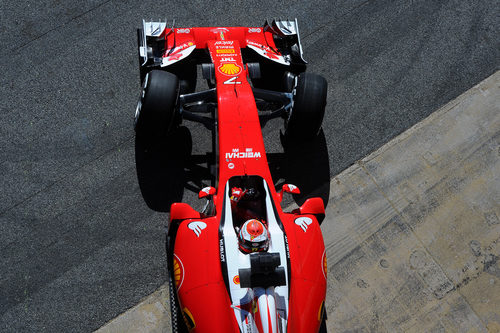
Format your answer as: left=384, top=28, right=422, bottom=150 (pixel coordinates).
left=269, top=129, right=331, bottom=211
left=135, top=126, right=191, bottom=212
left=136, top=127, right=330, bottom=214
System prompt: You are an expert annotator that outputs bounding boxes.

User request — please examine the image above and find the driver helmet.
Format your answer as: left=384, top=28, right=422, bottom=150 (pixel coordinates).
left=238, top=219, right=269, bottom=253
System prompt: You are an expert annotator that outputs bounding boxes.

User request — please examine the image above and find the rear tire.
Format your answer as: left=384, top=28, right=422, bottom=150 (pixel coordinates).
left=284, top=73, right=327, bottom=142
left=135, top=70, right=180, bottom=140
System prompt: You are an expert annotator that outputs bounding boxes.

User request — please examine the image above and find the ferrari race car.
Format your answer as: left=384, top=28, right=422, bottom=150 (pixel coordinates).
left=134, top=19, right=328, bottom=333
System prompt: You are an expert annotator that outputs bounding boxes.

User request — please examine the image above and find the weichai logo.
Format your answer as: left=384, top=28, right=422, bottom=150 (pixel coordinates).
left=218, top=63, right=241, bottom=76
left=225, top=148, right=261, bottom=159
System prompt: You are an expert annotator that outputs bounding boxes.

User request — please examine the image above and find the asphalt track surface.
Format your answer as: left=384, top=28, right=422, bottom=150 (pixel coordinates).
left=0, top=0, right=498, bottom=332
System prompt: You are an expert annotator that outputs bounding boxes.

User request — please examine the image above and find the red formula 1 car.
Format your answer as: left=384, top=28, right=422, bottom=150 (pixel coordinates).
left=134, top=19, right=328, bottom=333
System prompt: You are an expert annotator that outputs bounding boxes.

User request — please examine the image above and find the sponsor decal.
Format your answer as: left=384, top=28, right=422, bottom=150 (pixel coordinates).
left=201, top=187, right=211, bottom=195
left=162, top=43, right=195, bottom=66
left=182, top=307, right=196, bottom=330
left=264, top=50, right=279, bottom=60
left=248, top=28, right=262, bottom=33
left=294, top=216, right=313, bottom=232
left=173, top=254, right=184, bottom=290
left=225, top=148, right=261, bottom=159
left=228, top=162, right=235, bottom=169
left=216, top=48, right=235, bottom=54
left=247, top=40, right=263, bottom=48
left=247, top=41, right=284, bottom=62
left=164, top=42, right=195, bottom=61
left=211, top=27, right=229, bottom=33
left=223, top=76, right=241, bottom=85
left=218, top=63, right=242, bottom=76
left=284, top=235, right=290, bottom=259
left=188, top=221, right=207, bottom=237
left=214, top=40, right=233, bottom=45
left=233, top=275, right=240, bottom=285
left=166, top=53, right=183, bottom=61
left=177, top=28, right=190, bottom=34
left=210, top=27, right=229, bottom=40
left=220, top=57, right=237, bottom=62
left=322, top=250, right=327, bottom=279
left=219, top=238, right=226, bottom=262
left=175, top=42, right=194, bottom=52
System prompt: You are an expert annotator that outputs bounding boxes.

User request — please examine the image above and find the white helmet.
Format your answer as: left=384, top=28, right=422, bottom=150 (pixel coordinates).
left=238, top=219, right=269, bottom=253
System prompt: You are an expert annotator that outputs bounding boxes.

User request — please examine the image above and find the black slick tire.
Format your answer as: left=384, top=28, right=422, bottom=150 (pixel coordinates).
left=135, top=70, right=180, bottom=141
left=284, top=73, right=327, bottom=142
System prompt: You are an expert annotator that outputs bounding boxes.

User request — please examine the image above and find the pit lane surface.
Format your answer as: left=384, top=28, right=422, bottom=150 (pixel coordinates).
left=1, top=0, right=498, bottom=331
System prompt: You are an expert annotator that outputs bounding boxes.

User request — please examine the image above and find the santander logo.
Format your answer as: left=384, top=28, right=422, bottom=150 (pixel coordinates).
left=188, top=221, right=207, bottom=237
left=294, top=217, right=313, bottom=232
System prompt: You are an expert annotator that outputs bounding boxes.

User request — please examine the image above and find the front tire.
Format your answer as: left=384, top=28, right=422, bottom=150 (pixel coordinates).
left=284, top=73, right=327, bottom=142
left=135, top=70, right=180, bottom=140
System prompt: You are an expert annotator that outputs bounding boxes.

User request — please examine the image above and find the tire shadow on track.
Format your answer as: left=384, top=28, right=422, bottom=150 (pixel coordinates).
left=269, top=129, right=331, bottom=212
left=135, top=126, right=192, bottom=212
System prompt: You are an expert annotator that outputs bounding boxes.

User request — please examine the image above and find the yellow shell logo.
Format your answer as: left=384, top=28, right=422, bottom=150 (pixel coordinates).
left=173, top=255, right=184, bottom=289
left=218, top=63, right=241, bottom=76
left=182, top=307, right=196, bottom=330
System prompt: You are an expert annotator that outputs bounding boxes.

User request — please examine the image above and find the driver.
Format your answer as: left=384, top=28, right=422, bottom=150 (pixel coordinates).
left=238, top=219, right=270, bottom=253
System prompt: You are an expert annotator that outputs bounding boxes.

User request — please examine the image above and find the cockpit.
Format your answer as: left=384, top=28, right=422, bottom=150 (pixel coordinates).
left=228, top=175, right=267, bottom=228
left=228, top=175, right=271, bottom=254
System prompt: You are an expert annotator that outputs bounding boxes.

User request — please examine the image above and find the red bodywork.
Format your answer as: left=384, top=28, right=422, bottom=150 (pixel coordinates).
left=169, top=27, right=326, bottom=332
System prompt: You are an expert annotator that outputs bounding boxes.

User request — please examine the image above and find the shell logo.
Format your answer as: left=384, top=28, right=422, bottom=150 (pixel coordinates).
left=218, top=63, right=241, bottom=76
left=173, top=254, right=185, bottom=290
left=182, top=307, right=196, bottom=330
left=233, top=275, right=240, bottom=285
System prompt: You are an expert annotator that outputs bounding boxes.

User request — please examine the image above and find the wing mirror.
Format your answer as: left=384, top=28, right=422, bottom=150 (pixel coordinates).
left=198, top=187, right=217, bottom=217
left=278, top=184, right=300, bottom=202
left=198, top=186, right=216, bottom=199
left=170, top=203, right=201, bottom=221
left=298, top=197, right=325, bottom=224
